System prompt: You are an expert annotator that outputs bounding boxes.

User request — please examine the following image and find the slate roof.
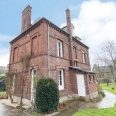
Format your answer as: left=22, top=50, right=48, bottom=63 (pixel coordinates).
left=10, top=17, right=89, bottom=49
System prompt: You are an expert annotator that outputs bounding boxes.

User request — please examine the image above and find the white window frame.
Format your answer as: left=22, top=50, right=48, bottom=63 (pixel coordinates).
left=57, top=40, right=63, bottom=57
left=82, top=51, right=85, bottom=63
left=74, top=60, right=77, bottom=67
left=58, top=69, right=64, bottom=90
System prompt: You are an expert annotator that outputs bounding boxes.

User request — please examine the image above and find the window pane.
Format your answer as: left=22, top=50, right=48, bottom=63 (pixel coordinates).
left=74, top=61, right=77, bottom=66
left=34, top=70, right=36, bottom=77
left=57, top=40, right=62, bottom=57
left=73, top=46, right=76, bottom=59
left=59, top=42, right=61, bottom=56
left=34, top=70, right=36, bottom=75
left=82, top=52, right=85, bottom=63
left=60, top=77, right=62, bottom=85
left=58, top=69, right=64, bottom=90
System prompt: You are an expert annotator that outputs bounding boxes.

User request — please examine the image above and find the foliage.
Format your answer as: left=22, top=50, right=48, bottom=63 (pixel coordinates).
left=73, top=104, right=116, bottom=116
left=0, top=66, right=6, bottom=75
left=36, top=77, right=59, bottom=114
left=0, top=91, right=7, bottom=99
left=0, top=75, right=6, bottom=80
left=99, top=91, right=105, bottom=97
left=34, top=76, right=39, bottom=89
left=100, top=83, right=116, bottom=94
left=58, top=103, right=67, bottom=110
left=5, top=72, right=16, bottom=103
left=31, top=113, right=39, bottom=116
left=0, top=75, right=6, bottom=91
left=97, top=85, right=102, bottom=92
left=95, top=41, right=116, bottom=81
left=0, top=80, right=6, bottom=90
left=20, top=47, right=31, bottom=68
left=102, top=78, right=110, bottom=83
left=19, top=46, right=31, bottom=105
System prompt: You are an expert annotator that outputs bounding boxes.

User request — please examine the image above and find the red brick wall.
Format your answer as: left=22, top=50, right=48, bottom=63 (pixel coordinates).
left=70, top=69, right=97, bottom=96
left=9, top=18, right=92, bottom=99
left=48, top=24, right=72, bottom=97
left=88, top=75, right=98, bottom=94
left=70, top=70, right=88, bottom=94
left=73, top=40, right=90, bottom=70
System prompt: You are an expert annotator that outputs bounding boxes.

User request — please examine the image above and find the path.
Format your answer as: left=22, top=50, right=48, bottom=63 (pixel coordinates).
left=97, top=90, right=116, bottom=108
left=0, top=100, right=30, bottom=116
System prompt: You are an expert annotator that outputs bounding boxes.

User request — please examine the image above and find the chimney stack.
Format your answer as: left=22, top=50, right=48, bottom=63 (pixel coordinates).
left=66, top=9, right=72, bottom=34
left=21, top=5, right=32, bottom=33
left=66, top=9, right=73, bottom=66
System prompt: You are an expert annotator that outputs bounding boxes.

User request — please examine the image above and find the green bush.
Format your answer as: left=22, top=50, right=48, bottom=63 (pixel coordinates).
left=99, top=91, right=105, bottom=97
left=35, top=77, right=59, bottom=114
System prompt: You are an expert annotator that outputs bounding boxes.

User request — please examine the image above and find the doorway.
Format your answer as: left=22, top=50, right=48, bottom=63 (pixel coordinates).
left=77, top=74, right=86, bottom=96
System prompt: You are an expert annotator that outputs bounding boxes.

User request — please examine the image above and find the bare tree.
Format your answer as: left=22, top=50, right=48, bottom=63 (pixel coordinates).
left=93, top=64, right=106, bottom=84
left=95, top=40, right=116, bottom=82
left=6, top=72, right=15, bottom=103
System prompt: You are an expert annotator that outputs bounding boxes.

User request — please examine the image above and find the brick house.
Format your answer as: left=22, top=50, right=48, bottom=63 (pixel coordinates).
left=9, top=5, right=98, bottom=104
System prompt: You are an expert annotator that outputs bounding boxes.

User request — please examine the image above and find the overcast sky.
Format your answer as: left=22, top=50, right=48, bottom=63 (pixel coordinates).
left=0, top=0, right=116, bottom=68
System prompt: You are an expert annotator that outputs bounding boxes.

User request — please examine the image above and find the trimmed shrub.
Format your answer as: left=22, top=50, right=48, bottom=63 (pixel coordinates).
left=35, top=77, right=59, bottom=114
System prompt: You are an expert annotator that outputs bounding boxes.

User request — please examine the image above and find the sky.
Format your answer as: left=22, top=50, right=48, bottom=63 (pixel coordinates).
left=0, top=0, right=116, bottom=68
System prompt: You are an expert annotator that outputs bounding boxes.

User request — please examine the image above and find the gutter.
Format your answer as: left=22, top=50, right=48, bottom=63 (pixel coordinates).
left=87, top=73, right=90, bottom=100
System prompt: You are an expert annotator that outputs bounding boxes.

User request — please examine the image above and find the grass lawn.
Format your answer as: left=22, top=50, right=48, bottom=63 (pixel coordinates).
left=0, top=91, right=6, bottom=95
left=0, top=91, right=7, bottom=99
left=73, top=104, right=116, bottom=116
left=100, top=83, right=116, bottom=94
left=31, top=113, right=38, bottom=116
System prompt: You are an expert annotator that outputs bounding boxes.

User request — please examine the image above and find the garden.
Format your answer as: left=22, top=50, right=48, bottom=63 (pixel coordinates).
left=73, top=103, right=116, bottom=116
left=1, top=72, right=116, bottom=116
left=73, top=83, right=116, bottom=116
left=0, top=75, right=7, bottom=99
left=100, top=83, right=116, bottom=94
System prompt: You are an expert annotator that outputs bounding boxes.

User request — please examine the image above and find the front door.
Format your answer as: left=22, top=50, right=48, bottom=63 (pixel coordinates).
left=77, top=74, right=86, bottom=96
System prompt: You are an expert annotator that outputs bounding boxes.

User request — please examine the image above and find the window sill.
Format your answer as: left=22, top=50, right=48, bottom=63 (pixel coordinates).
left=89, top=81, right=93, bottom=83
left=59, top=88, right=65, bottom=91
left=57, top=56, right=63, bottom=58
left=74, top=59, right=78, bottom=61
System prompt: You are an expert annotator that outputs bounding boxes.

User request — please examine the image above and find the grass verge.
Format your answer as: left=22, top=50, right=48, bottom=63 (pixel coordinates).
left=100, top=83, right=116, bottom=94
left=73, top=103, right=116, bottom=116
left=0, top=91, right=7, bottom=99
left=0, top=91, right=6, bottom=95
